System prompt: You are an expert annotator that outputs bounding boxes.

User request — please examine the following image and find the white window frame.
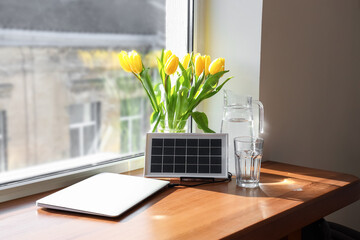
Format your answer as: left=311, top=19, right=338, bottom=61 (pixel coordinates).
left=119, top=97, right=147, bottom=154
left=0, top=0, right=193, bottom=203
left=69, top=102, right=101, bottom=157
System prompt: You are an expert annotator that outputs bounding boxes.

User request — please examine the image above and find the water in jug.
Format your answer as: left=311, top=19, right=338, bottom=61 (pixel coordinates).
left=220, top=90, right=264, bottom=174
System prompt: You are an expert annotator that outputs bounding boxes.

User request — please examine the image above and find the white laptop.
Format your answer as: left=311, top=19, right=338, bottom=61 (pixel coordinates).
left=36, top=173, right=169, bottom=217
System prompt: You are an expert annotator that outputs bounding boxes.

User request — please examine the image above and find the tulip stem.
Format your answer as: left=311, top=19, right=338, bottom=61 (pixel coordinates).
left=164, top=75, right=169, bottom=93
left=190, top=71, right=194, bottom=85
left=132, top=72, right=142, bottom=82
left=132, top=72, right=158, bottom=112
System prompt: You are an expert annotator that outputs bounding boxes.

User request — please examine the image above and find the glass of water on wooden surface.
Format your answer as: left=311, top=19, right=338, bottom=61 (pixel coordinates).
left=234, top=137, right=264, bottom=188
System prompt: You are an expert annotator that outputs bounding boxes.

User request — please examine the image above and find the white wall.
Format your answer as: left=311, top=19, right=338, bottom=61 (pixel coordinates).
left=260, top=0, right=360, bottom=231
left=195, top=0, right=263, bottom=132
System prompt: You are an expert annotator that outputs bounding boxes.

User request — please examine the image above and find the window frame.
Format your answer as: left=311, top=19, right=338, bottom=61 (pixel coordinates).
left=0, top=0, right=194, bottom=203
left=69, top=102, right=101, bottom=158
left=119, top=97, right=148, bottom=154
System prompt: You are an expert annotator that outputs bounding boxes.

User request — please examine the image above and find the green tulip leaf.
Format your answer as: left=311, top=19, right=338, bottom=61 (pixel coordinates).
left=175, top=87, right=189, bottom=120
left=150, top=111, right=161, bottom=132
left=190, top=111, right=215, bottom=133
left=165, top=76, right=171, bottom=96
left=140, top=68, right=159, bottom=111
left=178, top=62, right=191, bottom=89
left=202, top=70, right=229, bottom=93
left=150, top=111, right=159, bottom=124
left=214, top=77, right=233, bottom=93
left=160, top=49, right=164, bottom=62
left=157, top=58, right=165, bottom=83
left=154, top=83, right=162, bottom=105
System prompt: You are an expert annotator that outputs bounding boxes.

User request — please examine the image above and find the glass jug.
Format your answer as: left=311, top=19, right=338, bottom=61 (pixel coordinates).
left=220, top=90, right=264, bottom=173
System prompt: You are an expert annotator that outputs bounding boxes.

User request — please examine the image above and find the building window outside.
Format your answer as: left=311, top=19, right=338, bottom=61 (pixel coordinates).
left=0, top=111, right=7, bottom=172
left=119, top=97, right=150, bottom=155
left=69, top=102, right=101, bottom=158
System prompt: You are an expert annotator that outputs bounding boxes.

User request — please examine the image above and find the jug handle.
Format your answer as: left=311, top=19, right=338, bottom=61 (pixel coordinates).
left=253, top=100, right=264, bottom=134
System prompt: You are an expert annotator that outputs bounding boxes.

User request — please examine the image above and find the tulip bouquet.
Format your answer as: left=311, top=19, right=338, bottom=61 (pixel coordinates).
left=118, top=49, right=232, bottom=133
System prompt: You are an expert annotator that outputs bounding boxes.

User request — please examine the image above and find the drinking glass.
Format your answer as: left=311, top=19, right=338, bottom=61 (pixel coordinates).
left=234, top=137, right=264, bottom=188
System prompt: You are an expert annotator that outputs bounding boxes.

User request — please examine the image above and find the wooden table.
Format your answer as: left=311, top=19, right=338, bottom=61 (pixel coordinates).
left=0, top=161, right=359, bottom=240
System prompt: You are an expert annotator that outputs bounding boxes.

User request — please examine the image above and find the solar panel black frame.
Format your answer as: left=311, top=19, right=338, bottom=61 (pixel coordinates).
left=144, top=133, right=228, bottom=179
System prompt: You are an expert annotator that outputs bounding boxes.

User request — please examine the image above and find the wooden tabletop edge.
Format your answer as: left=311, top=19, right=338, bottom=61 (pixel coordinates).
left=224, top=177, right=360, bottom=240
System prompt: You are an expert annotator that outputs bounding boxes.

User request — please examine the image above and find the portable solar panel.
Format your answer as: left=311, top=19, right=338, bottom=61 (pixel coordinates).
left=144, top=133, right=228, bottom=179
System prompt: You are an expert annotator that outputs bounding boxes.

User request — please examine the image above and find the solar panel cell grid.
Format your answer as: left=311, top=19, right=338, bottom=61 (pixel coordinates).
left=150, top=137, right=223, bottom=175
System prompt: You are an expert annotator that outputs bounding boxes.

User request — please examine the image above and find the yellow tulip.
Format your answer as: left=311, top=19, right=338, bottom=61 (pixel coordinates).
left=118, top=51, right=131, bottom=72
left=164, top=50, right=172, bottom=64
left=181, top=53, right=190, bottom=70
left=164, top=54, right=179, bottom=75
left=129, top=50, right=143, bottom=74
left=192, top=53, right=200, bottom=64
left=204, top=55, right=211, bottom=76
left=195, top=55, right=205, bottom=77
left=209, top=58, right=225, bottom=75
left=220, top=58, right=225, bottom=72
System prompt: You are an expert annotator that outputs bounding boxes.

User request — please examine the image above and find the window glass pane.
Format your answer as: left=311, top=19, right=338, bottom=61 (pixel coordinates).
left=84, top=125, right=96, bottom=155
left=120, top=98, right=142, bottom=116
left=0, top=0, right=166, bottom=174
left=132, top=119, right=141, bottom=152
left=69, top=104, right=84, bottom=124
left=120, top=120, right=129, bottom=153
left=119, top=97, right=150, bottom=155
left=82, top=103, right=93, bottom=123
left=91, top=102, right=100, bottom=122
left=70, top=129, right=80, bottom=158
left=69, top=102, right=99, bottom=158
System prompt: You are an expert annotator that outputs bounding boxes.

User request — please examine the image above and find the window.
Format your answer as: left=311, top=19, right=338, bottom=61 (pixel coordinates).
left=69, top=102, right=101, bottom=158
left=0, top=0, right=192, bottom=201
left=120, top=97, right=150, bottom=154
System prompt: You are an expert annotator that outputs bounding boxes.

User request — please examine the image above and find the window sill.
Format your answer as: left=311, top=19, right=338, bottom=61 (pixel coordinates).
left=0, top=153, right=144, bottom=203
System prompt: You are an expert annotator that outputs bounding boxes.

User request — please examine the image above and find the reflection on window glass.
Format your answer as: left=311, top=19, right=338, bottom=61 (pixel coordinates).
left=0, top=0, right=165, bottom=172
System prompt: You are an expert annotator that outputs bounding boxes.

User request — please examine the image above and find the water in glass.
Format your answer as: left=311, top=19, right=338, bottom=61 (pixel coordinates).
left=235, top=149, right=262, bottom=188
left=234, top=137, right=264, bottom=188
